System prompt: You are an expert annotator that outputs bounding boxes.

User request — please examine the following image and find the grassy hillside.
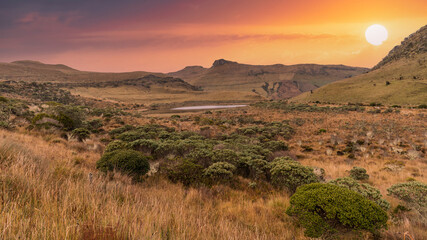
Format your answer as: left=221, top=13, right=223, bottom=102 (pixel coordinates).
left=0, top=60, right=163, bottom=83
left=293, top=25, right=427, bottom=105
left=293, top=53, right=427, bottom=105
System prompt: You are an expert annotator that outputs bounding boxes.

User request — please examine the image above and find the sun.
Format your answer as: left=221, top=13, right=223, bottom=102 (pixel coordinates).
left=365, top=24, right=388, bottom=46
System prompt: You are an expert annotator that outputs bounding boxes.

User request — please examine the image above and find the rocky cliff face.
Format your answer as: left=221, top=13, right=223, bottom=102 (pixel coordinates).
left=211, top=59, right=238, bottom=67
left=373, top=25, right=427, bottom=70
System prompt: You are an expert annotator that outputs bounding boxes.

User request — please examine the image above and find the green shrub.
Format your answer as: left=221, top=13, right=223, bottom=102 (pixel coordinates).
left=154, top=141, right=176, bottom=158
left=349, top=166, right=369, bottom=180
left=130, top=139, right=159, bottom=154
left=0, top=121, right=9, bottom=129
left=212, top=149, right=239, bottom=165
left=269, top=158, right=318, bottom=193
left=54, top=105, right=84, bottom=130
left=318, top=128, right=327, bottom=134
left=417, top=104, right=427, bottom=109
left=262, top=140, right=288, bottom=152
left=387, top=181, right=427, bottom=214
left=109, top=125, right=135, bottom=137
left=246, top=158, right=269, bottom=180
left=105, top=140, right=129, bottom=153
left=187, top=148, right=213, bottom=167
left=84, top=119, right=103, bottom=133
left=0, top=96, right=8, bottom=102
left=301, top=145, right=313, bottom=152
left=330, top=177, right=390, bottom=210
left=71, top=128, right=90, bottom=142
left=286, top=183, right=388, bottom=238
left=96, top=150, right=151, bottom=180
left=117, top=130, right=150, bottom=142
left=31, top=113, right=51, bottom=124
left=369, top=102, right=382, bottom=107
left=203, top=162, right=236, bottom=183
left=166, top=159, right=204, bottom=187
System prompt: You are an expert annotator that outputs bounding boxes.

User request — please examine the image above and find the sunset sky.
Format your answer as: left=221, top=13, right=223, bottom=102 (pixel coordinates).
left=1, top=0, right=426, bottom=72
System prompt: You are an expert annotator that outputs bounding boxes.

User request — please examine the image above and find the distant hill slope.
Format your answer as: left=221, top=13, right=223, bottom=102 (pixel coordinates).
left=169, top=59, right=368, bottom=98
left=0, top=60, right=204, bottom=95
left=293, top=25, right=427, bottom=105
left=0, top=60, right=166, bottom=83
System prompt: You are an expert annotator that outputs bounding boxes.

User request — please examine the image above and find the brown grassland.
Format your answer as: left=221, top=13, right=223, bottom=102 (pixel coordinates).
left=68, top=86, right=263, bottom=105
left=1, top=103, right=426, bottom=239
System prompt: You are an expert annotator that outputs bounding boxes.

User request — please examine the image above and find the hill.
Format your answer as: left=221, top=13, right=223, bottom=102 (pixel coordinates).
left=169, top=59, right=368, bottom=98
left=0, top=61, right=216, bottom=106
left=293, top=25, right=427, bottom=105
left=0, top=60, right=165, bottom=83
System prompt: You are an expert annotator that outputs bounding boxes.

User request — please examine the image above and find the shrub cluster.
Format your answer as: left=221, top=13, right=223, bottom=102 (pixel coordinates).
left=349, top=166, right=369, bottom=180
left=203, top=162, right=236, bottom=183
left=269, top=157, right=318, bottom=193
left=387, top=181, right=427, bottom=214
left=286, top=183, right=388, bottom=238
left=330, top=177, right=390, bottom=210
left=96, top=149, right=151, bottom=181
left=71, top=128, right=91, bottom=142
left=253, top=101, right=365, bottom=113
left=101, top=123, right=302, bottom=187
left=166, top=159, right=204, bottom=187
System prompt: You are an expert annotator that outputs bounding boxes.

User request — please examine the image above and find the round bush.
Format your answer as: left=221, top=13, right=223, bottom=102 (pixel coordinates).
left=387, top=181, right=427, bottom=214
left=349, top=166, right=369, bottom=180
left=203, top=162, right=236, bottom=182
left=212, top=149, right=239, bottom=165
left=269, top=158, right=318, bottom=193
left=261, top=140, right=288, bottom=152
left=246, top=158, right=269, bottom=180
left=330, top=177, right=390, bottom=210
left=96, top=150, right=150, bottom=180
left=71, top=128, right=90, bottom=142
left=130, top=139, right=159, bottom=154
left=286, top=183, right=388, bottom=238
left=166, top=159, right=204, bottom=187
left=105, top=140, right=129, bottom=153
left=187, top=148, right=213, bottom=167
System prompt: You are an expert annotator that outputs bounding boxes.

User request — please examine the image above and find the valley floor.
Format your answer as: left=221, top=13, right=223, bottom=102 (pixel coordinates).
left=1, top=104, right=426, bottom=239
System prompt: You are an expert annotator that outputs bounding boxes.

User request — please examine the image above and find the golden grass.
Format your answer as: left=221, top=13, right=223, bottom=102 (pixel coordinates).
left=69, top=86, right=263, bottom=105
left=0, top=130, right=305, bottom=239
left=1, top=106, right=426, bottom=239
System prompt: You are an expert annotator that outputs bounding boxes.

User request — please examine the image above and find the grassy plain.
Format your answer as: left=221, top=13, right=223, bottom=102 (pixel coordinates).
left=1, top=103, right=426, bottom=239
left=69, top=86, right=264, bottom=105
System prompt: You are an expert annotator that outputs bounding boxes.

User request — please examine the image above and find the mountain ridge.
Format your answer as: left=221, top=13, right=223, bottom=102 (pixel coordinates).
left=373, top=25, right=427, bottom=70
left=169, top=59, right=368, bottom=98
left=292, top=25, right=427, bottom=105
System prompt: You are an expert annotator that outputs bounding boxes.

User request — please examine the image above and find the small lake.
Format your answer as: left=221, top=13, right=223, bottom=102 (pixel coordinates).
left=171, top=105, right=248, bottom=111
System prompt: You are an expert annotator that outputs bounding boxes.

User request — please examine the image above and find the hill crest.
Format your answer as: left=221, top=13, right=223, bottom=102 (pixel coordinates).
left=373, top=24, right=427, bottom=70
left=292, top=25, right=427, bottom=105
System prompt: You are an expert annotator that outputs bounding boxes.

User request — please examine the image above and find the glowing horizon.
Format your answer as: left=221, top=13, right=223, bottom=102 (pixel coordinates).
left=0, top=0, right=426, bottom=72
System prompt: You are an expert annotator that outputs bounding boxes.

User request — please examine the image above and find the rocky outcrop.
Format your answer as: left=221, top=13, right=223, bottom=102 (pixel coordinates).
left=212, top=59, right=238, bottom=67
left=272, top=80, right=317, bottom=99
left=373, top=25, right=427, bottom=70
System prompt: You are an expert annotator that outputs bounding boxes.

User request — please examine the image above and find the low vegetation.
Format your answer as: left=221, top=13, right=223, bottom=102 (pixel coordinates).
left=0, top=90, right=426, bottom=239
left=286, top=183, right=388, bottom=238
